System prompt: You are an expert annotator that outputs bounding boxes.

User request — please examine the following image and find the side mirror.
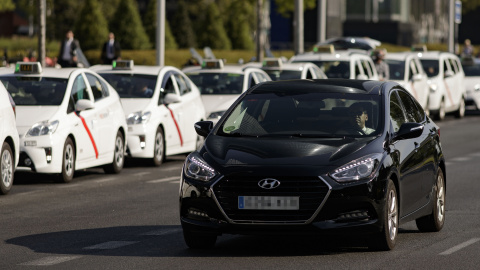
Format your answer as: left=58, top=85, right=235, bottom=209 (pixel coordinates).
left=75, top=99, right=95, bottom=111
left=393, top=122, right=423, bottom=141
left=194, top=121, right=213, bottom=137
left=164, top=93, right=181, bottom=105
left=444, top=70, right=454, bottom=78
left=412, top=73, right=423, bottom=82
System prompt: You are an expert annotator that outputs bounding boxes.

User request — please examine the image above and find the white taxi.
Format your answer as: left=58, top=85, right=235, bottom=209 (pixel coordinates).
left=290, top=45, right=378, bottom=80
left=90, top=60, right=206, bottom=165
left=0, top=62, right=127, bottom=183
left=183, top=59, right=271, bottom=124
left=385, top=52, right=430, bottom=113
left=417, top=51, right=466, bottom=120
left=461, top=56, right=480, bottom=111
left=0, top=83, right=19, bottom=194
left=258, top=58, right=327, bottom=80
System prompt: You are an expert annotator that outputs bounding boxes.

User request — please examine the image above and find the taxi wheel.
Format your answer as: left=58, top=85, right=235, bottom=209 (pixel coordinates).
left=152, top=127, right=165, bottom=166
left=416, top=168, right=445, bottom=232
left=0, top=142, right=14, bottom=195
left=369, top=180, right=398, bottom=251
left=455, top=98, right=465, bottom=118
left=434, top=99, right=446, bottom=121
left=104, top=130, right=124, bottom=174
left=56, top=137, right=75, bottom=183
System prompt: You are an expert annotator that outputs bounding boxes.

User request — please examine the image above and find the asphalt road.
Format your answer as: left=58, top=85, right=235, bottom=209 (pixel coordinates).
left=1, top=113, right=480, bottom=269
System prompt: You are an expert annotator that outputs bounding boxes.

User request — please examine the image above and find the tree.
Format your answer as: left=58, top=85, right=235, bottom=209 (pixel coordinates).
left=197, top=2, right=231, bottom=50
left=171, top=0, right=196, bottom=48
left=74, top=0, right=109, bottom=51
left=274, top=0, right=317, bottom=18
left=0, top=0, right=15, bottom=11
left=109, top=0, right=151, bottom=50
left=226, top=0, right=255, bottom=50
left=143, top=0, right=178, bottom=50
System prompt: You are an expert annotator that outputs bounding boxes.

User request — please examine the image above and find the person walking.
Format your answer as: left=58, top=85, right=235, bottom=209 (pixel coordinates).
left=57, top=30, right=80, bottom=68
left=101, top=32, right=121, bottom=64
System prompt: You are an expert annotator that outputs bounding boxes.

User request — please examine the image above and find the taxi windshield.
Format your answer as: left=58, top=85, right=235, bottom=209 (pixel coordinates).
left=186, top=72, right=244, bottom=95
left=385, top=60, right=405, bottom=80
left=293, top=60, right=350, bottom=79
left=265, top=70, right=302, bottom=81
left=419, top=59, right=439, bottom=77
left=462, top=63, right=480, bottom=77
left=218, top=90, right=381, bottom=138
left=99, top=73, right=157, bottom=98
left=0, top=77, right=68, bottom=105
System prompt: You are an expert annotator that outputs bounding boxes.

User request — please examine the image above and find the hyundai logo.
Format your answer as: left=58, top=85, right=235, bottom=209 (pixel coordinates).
left=258, top=178, right=281, bottom=189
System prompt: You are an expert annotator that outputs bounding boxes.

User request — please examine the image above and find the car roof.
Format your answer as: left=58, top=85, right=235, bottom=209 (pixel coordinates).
left=90, top=64, right=173, bottom=75
left=291, top=50, right=371, bottom=62
left=182, top=64, right=262, bottom=74
left=415, top=51, right=459, bottom=60
left=0, top=66, right=84, bottom=79
left=384, top=52, right=418, bottom=61
left=316, top=36, right=381, bottom=51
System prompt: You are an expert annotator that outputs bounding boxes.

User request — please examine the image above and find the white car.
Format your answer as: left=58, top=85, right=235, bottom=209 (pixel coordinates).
left=417, top=51, right=466, bottom=120
left=0, top=83, right=19, bottom=194
left=385, top=52, right=430, bottom=113
left=183, top=59, right=271, bottom=124
left=0, top=62, right=127, bottom=183
left=258, top=58, right=327, bottom=80
left=90, top=61, right=206, bottom=165
left=461, top=57, right=480, bottom=111
left=290, top=46, right=379, bottom=80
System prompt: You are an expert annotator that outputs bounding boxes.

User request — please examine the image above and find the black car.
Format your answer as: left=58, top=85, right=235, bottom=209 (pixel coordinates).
left=180, top=79, right=445, bottom=251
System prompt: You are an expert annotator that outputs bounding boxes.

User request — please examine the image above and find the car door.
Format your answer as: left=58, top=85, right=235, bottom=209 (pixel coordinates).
left=158, top=72, right=182, bottom=153
left=442, top=58, right=457, bottom=110
left=410, top=58, right=429, bottom=109
left=173, top=71, right=198, bottom=150
left=390, top=89, right=435, bottom=216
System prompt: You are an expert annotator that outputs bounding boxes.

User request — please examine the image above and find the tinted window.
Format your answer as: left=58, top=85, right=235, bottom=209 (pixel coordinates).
left=100, top=73, right=156, bottom=98
left=462, top=63, right=480, bottom=76
left=0, top=76, right=68, bottom=106
left=397, top=90, right=423, bottom=123
left=449, top=58, right=458, bottom=73
left=390, top=91, right=405, bottom=132
left=86, top=73, right=108, bottom=101
left=186, top=72, right=244, bottom=95
left=174, top=73, right=191, bottom=95
left=71, top=75, right=90, bottom=103
left=420, top=59, right=439, bottom=77
left=386, top=60, right=405, bottom=80
left=292, top=60, right=350, bottom=79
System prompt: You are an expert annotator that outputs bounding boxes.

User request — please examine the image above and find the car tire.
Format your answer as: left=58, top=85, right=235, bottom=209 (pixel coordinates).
left=56, top=137, right=75, bottom=183
left=416, top=168, right=445, bottom=232
left=103, top=130, right=124, bottom=174
left=454, top=97, right=465, bottom=118
left=152, top=127, right=165, bottom=166
left=434, top=99, right=446, bottom=121
left=369, top=180, right=398, bottom=251
left=183, top=227, right=217, bottom=249
left=0, top=142, right=14, bottom=195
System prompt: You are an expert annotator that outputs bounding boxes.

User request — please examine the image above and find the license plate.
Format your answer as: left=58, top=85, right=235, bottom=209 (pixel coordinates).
left=238, top=196, right=299, bottom=210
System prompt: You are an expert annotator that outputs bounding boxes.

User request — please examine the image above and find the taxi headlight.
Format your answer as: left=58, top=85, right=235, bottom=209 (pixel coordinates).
left=208, top=110, right=226, bottom=119
left=26, top=120, right=59, bottom=137
left=127, top=111, right=151, bottom=125
left=429, top=83, right=438, bottom=92
left=184, top=152, right=217, bottom=182
left=330, top=153, right=383, bottom=183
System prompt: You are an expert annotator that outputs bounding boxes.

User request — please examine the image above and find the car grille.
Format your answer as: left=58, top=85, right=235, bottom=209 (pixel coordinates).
left=212, top=175, right=330, bottom=224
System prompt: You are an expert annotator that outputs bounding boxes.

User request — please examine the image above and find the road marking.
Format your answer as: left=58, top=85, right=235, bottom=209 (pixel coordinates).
left=445, top=162, right=453, bottom=166
left=170, top=180, right=180, bottom=184
left=20, top=256, right=82, bottom=266
left=163, top=167, right=182, bottom=172
left=450, top=157, right=471, bottom=162
left=439, top=238, right=480, bottom=255
left=469, top=152, right=480, bottom=157
left=140, top=228, right=182, bottom=236
left=133, top=172, right=150, bottom=177
left=57, top=184, right=81, bottom=189
left=83, top=241, right=139, bottom=250
left=16, top=190, right=42, bottom=196
left=147, top=176, right=180, bottom=183
left=95, top=177, right=117, bottom=183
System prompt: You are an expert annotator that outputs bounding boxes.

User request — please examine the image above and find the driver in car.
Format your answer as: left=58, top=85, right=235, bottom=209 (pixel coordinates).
left=348, top=103, right=375, bottom=135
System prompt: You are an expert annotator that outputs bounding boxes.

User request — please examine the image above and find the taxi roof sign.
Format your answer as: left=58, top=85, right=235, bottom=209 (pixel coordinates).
left=313, top=44, right=335, bottom=54
left=202, top=59, right=224, bottom=69
left=15, top=62, right=42, bottom=74
left=113, top=60, right=134, bottom=70
left=262, top=58, right=283, bottom=68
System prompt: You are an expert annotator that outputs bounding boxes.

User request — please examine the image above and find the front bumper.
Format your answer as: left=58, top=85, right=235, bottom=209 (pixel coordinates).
left=126, top=124, right=155, bottom=158
left=18, top=134, right=63, bottom=173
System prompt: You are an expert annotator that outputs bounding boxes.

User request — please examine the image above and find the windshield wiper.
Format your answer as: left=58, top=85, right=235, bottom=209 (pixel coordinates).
left=226, top=132, right=259, bottom=138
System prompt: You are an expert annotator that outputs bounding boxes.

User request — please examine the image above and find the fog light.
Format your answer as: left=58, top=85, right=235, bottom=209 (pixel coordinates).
left=44, top=147, right=52, bottom=163
left=139, top=135, right=146, bottom=149
left=25, top=157, right=32, bottom=166
left=188, top=208, right=209, bottom=218
left=336, top=210, right=369, bottom=222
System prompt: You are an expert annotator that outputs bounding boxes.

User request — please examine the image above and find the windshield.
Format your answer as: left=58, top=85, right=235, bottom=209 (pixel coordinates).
left=0, top=77, right=68, bottom=105
left=265, top=70, right=303, bottom=81
left=99, top=73, right=157, bottom=98
left=462, top=63, right=480, bottom=77
left=385, top=60, right=405, bottom=80
left=419, top=59, right=439, bottom=77
left=186, top=72, right=244, bottom=95
left=293, top=60, right=350, bottom=79
left=218, top=90, right=382, bottom=138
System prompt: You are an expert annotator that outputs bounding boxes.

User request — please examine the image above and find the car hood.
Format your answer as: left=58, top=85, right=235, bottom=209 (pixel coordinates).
left=120, top=99, right=151, bottom=115
left=16, top=106, right=60, bottom=134
left=203, top=135, right=378, bottom=168
left=201, top=95, right=239, bottom=115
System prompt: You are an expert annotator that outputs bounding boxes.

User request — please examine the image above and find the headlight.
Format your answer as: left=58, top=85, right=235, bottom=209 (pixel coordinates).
left=429, top=83, right=438, bottom=92
left=127, top=111, right=151, bottom=125
left=184, top=152, right=217, bottom=182
left=330, top=153, right=383, bottom=182
left=26, top=120, right=59, bottom=137
left=208, top=110, right=226, bottom=120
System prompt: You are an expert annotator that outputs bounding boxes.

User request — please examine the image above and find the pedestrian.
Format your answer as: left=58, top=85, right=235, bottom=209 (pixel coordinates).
left=57, top=30, right=80, bottom=68
left=101, top=32, right=121, bottom=64
left=372, top=49, right=389, bottom=81
left=462, top=39, right=474, bottom=58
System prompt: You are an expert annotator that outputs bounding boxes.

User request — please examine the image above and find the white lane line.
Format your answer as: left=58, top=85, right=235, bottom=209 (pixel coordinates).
left=439, top=238, right=480, bottom=255
left=83, top=241, right=139, bottom=250
left=469, top=152, right=480, bottom=157
left=57, top=184, right=81, bottom=189
left=95, top=177, right=117, bottom=183
left=163, top=167, right=182, bottom=172
left=147, top=176, right=180, bottom=183
left=20, top=256, right=82, bottom=266
left=445, top=162, right=453, bottom=166
left=449, top=157, right=471, bottom=162
left=133, top=172, right=150, bottom=177
left=140, top=228, right=182, bottom=236
left=16, top=190, right=42, bottom=196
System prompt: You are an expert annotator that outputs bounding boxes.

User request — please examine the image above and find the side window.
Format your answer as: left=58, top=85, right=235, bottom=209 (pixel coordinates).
left=159, top=75, right=177, bottom=105
left=354, top=61, right=362, bottom=78
left=361, top=60, right=372, bottom=77
left=248, top=73, right=256, bottom=88
left=256, top=72, right=269, bottom=82
left=313, top=66, right=325, bottom=79
left=449, top=58, right=458, bottom=73
left=397, top=90, right=423, bottom=123
left=443, top=60, right=450, bottom=74
left=454, top=59, right=463, bottom=73
left=389, top=91, right=406, bottom=133
left=71, top=75, right=90, bottom=104
left=306, top=69, right=313, bottom=79
left=86, top=73, right=108, bottom=101
left=174, top=73, right=191, bottom=96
